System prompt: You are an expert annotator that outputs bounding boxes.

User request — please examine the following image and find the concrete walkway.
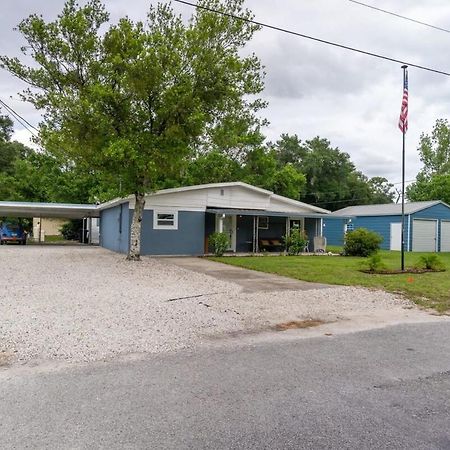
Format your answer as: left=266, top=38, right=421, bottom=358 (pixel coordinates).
left=166, top=257, right=331, bottom=293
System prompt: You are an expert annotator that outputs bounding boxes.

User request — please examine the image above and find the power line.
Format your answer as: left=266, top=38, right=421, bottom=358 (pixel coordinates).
left=0, top=98, right=39, bottom=133
left=174, top=0, right=450, bottom=77
left=347, top=0, right=450, bottom=35
left=0, top=98, right=39, bottom=139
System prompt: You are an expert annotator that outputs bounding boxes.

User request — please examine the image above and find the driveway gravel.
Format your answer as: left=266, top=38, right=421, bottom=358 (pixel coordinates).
left=0, top=246, right=445, bottom=365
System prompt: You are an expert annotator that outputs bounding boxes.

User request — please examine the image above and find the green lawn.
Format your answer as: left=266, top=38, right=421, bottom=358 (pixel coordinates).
left=211, top=250, right=450, bottom=313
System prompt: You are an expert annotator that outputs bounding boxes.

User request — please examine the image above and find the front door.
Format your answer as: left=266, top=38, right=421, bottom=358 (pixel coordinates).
left=216, top=215, right=237, bottom=252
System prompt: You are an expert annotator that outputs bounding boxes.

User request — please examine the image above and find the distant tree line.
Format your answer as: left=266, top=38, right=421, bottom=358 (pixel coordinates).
left=1, top=109, right=394, bottom=212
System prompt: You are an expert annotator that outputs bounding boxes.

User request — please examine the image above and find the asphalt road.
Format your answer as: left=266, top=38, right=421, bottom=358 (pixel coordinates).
left=1, top=322, right=450, bottom=449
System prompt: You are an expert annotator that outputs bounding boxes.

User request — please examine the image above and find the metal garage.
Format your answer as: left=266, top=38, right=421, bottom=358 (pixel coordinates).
left=324, top=200, right=450, bottom=252
left=412, top=219, right=437, bottom=252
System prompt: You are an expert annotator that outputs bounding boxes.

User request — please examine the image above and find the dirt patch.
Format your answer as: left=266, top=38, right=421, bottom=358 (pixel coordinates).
left=272, top=319, right=326, bottom=331
left=0, top=351, right=13, bottom=367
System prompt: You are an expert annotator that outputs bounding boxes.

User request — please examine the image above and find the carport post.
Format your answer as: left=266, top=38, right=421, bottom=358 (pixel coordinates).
left=88, top=217, right=92, bottom=244
left=81, top=218, right=85, bottom=244
left=38, top=216, right=42, bottom=244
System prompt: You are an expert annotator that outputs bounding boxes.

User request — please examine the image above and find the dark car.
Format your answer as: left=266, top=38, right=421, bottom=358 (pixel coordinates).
left=0, top=223, right=27, bottom=245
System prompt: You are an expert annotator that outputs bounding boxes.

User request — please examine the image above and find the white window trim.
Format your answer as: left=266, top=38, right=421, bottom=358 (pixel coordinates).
left=153, top=210, right=178, bottom=230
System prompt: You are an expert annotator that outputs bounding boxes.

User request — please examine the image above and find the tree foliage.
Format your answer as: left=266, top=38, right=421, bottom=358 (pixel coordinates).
left=407, top=119, right=450, bottom=204
left=1, top=0, right=266, bottom=259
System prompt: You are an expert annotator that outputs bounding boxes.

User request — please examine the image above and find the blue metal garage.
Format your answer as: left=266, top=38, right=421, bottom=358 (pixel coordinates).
left=324, top=201, right=450, bottom=252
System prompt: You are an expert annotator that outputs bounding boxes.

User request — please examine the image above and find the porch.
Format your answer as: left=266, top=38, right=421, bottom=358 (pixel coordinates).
left=205, top=209, right=327, bottom=254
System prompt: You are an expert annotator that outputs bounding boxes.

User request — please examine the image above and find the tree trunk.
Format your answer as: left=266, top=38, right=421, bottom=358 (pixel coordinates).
left=127, top=191, right=145, bottom=261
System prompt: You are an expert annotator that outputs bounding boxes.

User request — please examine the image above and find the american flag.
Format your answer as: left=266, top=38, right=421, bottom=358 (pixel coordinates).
left=398, top=69, right=408, bottom=133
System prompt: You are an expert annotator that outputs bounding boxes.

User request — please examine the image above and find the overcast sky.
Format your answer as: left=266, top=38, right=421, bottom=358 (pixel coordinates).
left=1, top=0, right=450, bottom=187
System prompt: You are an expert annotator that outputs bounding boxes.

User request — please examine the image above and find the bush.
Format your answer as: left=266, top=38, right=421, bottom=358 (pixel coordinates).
left=364, top=253, right=387, bottom=272
left=60, top=219, right=82, bottom=241
left=343, top=228, right=382, bottom=257
left=209, top=232, right=229, bottom=256
left=283, top=228, right=308, bottom=255
left=416, top=255, right=445, bottom=271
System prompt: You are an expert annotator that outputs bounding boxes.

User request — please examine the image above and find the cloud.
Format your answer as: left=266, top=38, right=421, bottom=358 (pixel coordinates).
left=1, top=0, right=450, bottom=188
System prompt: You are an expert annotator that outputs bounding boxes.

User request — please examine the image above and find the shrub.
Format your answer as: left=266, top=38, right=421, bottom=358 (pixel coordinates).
left=416, top=255, right=445, bottom=271
left=283, top=228, right=308, bottom=255
left=60, top=219, right=82, bottom=241
left=364, top=253, right=387, bottom=272
left=209, top=232, right=229, bottom=256
left=343, top=228, right=383, bottom=257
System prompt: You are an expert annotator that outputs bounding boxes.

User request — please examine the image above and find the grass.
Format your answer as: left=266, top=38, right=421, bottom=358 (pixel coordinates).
left=211, top=250, right=450, bottom=313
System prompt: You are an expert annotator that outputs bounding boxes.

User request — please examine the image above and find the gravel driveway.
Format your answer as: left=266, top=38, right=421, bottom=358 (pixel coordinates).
left=0, top=246, right=444, bottom=365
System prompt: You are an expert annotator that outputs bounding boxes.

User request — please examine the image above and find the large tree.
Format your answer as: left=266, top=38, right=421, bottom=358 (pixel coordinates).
left=1, top=0, right=266, bottom=259
left=407, top=119, right=450, bottom=203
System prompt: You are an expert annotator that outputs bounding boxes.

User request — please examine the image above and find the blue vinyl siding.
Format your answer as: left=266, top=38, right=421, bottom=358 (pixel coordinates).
left=352, top=216, right=403, bottom=250
left=100, top=203, right=130, bottom=254
left=323, top=218, right=346, bottom=247
left=325, top=215, right=405, bottom=250
left=138, top=210, right=205, bottom=256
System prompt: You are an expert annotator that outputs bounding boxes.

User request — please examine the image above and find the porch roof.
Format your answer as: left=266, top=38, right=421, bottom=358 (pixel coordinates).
left=206, top=208, right=329, bottom=219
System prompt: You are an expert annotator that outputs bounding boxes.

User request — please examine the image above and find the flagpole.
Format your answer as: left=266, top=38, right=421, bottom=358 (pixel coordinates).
left=401, top=65, right=408, bottom=272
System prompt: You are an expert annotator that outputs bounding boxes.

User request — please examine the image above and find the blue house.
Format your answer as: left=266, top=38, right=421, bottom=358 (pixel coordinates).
left=324, top=201, right=450, bottom=252
left=98, top=182, right=330, bottom=256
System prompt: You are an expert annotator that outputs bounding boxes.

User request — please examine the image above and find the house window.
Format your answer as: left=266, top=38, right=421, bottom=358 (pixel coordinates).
left=153, top=211, right=178, bottom=230
left=258, top=216, right=269, bottom=229
left=345, top=223, right=354, bottom=233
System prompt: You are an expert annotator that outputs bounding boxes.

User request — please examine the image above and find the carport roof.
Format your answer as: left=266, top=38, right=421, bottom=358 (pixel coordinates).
left=0, top=201, right=99, bottom=219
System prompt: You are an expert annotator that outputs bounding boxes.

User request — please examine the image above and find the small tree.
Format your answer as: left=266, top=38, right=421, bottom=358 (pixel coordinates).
left=1, top=0, right=266, bottom=260
left=283, top=228, right=308, bottom=255
left=344, top=228, right=382, bottom=257
left=209, top=232, right=229, bottom=257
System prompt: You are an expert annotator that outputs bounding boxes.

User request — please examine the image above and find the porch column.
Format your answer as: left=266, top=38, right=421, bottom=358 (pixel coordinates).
left=88, top=217, right=92, bottom=244
left=256, top=216, right=260, bottom=253
left=320, top=218, right=324, bottom=237
left=218, top=214, right=224, bottom=233
left=252, top=216, right=256, bottom=253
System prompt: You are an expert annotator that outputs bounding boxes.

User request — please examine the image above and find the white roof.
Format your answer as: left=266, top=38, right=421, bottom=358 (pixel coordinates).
left=331, top=201, right=447, bottom=217
left=98, top=182, right=330, bottom=215
left=153, top=181, right=273, bottom=197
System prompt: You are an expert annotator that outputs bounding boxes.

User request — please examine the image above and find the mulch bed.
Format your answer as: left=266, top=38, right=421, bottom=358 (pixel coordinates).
left=360, top=268, right=446, bottom=275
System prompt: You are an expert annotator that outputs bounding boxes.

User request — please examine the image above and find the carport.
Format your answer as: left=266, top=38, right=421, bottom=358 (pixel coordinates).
left=0, top=201, right=99, bottom=244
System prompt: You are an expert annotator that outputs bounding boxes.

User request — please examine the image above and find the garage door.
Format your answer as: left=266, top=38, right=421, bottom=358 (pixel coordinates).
left=441, top=221, right=450, bottom=252
left=412, top=219, right=437, bottom=252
